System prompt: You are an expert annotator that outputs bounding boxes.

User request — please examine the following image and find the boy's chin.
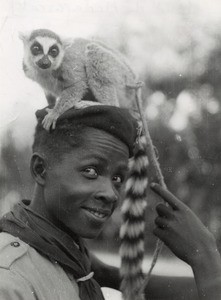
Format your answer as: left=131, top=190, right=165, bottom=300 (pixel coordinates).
left=82, top=232, right=102, bottom=240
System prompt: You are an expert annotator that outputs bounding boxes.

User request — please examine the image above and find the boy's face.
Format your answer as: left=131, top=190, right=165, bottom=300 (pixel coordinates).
left=44, top=128, right=129, bottom=239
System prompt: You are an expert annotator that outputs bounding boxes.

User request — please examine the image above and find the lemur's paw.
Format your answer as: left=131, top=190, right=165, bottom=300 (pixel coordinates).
left=42, top=108, right=59, bottom=131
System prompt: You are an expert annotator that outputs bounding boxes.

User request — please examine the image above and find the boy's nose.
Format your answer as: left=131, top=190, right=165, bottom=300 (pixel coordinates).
left=95, top=181, right=118, bottom=204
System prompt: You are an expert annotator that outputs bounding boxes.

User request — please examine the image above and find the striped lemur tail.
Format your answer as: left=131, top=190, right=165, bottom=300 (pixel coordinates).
left=120, top=84, right=166, bottom=300
left=120, top=132, right=149, bottom=300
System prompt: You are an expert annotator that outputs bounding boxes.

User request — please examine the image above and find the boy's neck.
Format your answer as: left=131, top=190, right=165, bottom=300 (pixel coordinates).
left=30, top=184, right=80, bottom=244
left=30, top=184, right=50, bottom=220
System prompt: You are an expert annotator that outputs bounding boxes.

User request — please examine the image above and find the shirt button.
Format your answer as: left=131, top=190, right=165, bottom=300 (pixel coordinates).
left=10, top=242, right=20, bottom=247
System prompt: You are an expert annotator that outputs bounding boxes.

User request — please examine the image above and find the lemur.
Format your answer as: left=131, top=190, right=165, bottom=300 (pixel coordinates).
left=20, top=29, right=140, bottom=130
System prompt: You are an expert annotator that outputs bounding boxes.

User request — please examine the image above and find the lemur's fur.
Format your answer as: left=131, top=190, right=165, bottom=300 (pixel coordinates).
left=120, top=134, right=149, bottom=300
left=20, top=29, right=138, bottom=130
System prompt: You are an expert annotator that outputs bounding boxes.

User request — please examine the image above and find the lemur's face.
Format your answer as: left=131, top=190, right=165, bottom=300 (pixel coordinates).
left=26, top=36, right=64, bottom=70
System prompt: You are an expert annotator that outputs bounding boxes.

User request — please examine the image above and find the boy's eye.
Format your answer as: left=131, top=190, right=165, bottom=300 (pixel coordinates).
left=83, top=167, right=98, bottom=179
left=112, top=175, right=123, bottom=183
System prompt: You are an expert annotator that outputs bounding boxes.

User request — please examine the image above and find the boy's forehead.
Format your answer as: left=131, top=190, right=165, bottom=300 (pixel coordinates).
left=56, top=127, right=130, bottom=166
left=73, top=127, right=129, bottom=157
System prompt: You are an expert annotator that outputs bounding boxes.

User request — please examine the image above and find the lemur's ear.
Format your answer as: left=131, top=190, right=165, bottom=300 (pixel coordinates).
left=18, top=31, right=29, bottom=43
left=62, top=38, right=73, bottom=50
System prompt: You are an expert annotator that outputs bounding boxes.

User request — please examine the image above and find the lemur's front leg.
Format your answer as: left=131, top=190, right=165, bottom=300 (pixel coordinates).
left=45, top=91, right=56, bottom=107
left=42, top=85, right=86, bottom=131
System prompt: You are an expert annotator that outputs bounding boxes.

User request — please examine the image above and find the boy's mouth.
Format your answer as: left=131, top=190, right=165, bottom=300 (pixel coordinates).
left=82, top=207, right=110, bottom=219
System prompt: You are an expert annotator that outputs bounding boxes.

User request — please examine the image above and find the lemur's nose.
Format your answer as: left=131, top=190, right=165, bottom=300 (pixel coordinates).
left=37, top=55, right=51, bottom=69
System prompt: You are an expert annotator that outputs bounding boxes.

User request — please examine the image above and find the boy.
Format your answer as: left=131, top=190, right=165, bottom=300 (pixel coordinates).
left=0, top=104, right=220, bottom=299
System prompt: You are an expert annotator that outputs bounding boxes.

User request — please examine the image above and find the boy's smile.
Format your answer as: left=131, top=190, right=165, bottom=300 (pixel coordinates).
left=40, top=128, right=129, bottom=239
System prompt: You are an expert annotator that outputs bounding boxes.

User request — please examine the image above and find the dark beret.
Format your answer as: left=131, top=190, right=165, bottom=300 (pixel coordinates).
left=35, top=105, right=139, bottom=157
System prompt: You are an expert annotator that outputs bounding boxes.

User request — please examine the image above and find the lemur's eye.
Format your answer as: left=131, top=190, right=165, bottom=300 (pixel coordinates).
left=31, top=43, right=42, bottom=56
left=49, top=45, right=59, bottom=58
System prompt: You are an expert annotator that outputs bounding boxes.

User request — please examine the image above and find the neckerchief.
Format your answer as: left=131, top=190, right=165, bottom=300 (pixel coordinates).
left=0, top=200, right=104, bottom=300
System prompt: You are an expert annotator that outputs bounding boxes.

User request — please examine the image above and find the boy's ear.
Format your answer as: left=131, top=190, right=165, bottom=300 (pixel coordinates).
left=30, top=153, right=47, bottom=186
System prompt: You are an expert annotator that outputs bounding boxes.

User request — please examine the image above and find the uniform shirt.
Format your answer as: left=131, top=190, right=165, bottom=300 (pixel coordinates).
left=0, top=232, right=81, bottom=300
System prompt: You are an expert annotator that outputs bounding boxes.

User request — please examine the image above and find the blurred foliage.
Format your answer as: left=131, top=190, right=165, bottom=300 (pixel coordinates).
left=1, top=1, right=221, bottom=254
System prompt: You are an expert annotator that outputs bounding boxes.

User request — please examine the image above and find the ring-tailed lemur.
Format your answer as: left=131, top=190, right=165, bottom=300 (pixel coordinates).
left=20, top=29, right=139, bottom=130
